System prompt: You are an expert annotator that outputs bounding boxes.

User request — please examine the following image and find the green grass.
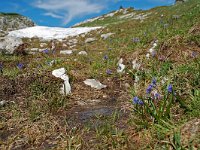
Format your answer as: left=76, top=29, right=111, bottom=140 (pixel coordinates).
left=0, top=0, right=200, bottom=149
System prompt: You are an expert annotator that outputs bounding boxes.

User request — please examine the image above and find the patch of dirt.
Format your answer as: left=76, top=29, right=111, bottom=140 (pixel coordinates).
left=159, top=43, right=200, bottom=64
left=181, top=118, right=200, bottom=148
left=189, top=23, right=200, bottom=35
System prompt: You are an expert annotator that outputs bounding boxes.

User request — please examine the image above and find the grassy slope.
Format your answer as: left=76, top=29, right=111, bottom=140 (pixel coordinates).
left=0, top=0, right=200, bottom=149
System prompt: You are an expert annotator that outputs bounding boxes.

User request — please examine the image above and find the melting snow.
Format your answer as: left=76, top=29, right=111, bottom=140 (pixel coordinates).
left=8, top=26, right=101, bottom=40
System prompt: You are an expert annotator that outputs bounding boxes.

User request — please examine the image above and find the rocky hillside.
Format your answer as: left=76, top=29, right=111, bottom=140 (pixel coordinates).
left=0, top=13, right=35, bottom=32
left=73, top=7, right=150, bottom=27
left=0, top=0, right=200, bottom=149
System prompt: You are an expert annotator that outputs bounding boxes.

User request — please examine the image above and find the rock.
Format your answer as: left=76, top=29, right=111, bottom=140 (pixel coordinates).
left=0, top=100, right=6, bottom=106
left=180, top=119, right=200, bottom=148
left=30, top=48, right=39, bottom=52
left=0, top=36, right=23, bottom=54
left=146, top=53, right=150, bottom=59
left=28, top=51, right=36, bottom=55
left=62, top=43, right=67, bottom=47
left=85, top=38, right=96, bottom=43
left=84, top=79, right=107, bottom=90
left=78, top=51, right=88, bottom=55
left=0, top=13, right=35, bottom=32
left=68, top=39, right=78, bottom=44
left=117, top=58, right=125, bottom=73
left=60, top=50, right=73, bottom=55
left=101, top=33, right=114, bottom=40
left=52, top=68, right=71, bottom=95
left=0, top=30, right=7, bottom=37
left=81, top=34, right=86, bottom=38
left=125, top=83, right=131, bottom=88
left=176, top=0, right=188, bottom=4
left=69, top=45, right=76, bottom=49
left=40, top=43, right=47, bottom=48
left=146, top=41, right=158, bottom=58
left=38, top=49, right=47, bottom=52
left=132, top=59, right=141, bottom=70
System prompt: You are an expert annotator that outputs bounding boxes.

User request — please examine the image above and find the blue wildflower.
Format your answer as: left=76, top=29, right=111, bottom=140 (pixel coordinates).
left=103, top=55, right=108, bottom=60
left=133, top=96, right=144, bottom=105
left=0, top=63, right=3, bottom=69
left=146, top=84, right=153, bottom=94
left=154, top=92, right=161, bottom=100
left=152, top=78, right=156, bottom=86
left=0, top=63, right=3, bottom=74
left=106, top=69, right=112, bottom=75
left=151, top=50, right=157, bottom=57
left=43, top=49, right=49, bottom=54
left=191, top=51, right=198, bottom=58
left=167, top=84, right=173, bottom=93
left=17, top=63, right=24, bottom=69
left=133, top=37, right=140, bottom=43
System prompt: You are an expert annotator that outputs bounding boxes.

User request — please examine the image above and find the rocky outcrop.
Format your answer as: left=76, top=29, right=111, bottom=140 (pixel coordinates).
left=0, top=36, right=23, bottom=54
left=0, top=13, right=35, bottom=54
left=0, top=13, right=35, bottom=32
left=175, top=0, right=188, bottom=4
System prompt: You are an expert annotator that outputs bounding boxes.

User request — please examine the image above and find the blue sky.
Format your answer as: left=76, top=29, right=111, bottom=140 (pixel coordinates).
left=0, top=0, right=175, bottom=27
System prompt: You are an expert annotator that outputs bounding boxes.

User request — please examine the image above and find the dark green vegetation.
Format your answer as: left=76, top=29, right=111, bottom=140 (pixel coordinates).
left=0, top=0, right=200, bottom=149
left=0, top=12, right=20, bottom=16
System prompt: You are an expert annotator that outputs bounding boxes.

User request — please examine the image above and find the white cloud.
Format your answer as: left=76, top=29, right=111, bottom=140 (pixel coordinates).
left=33, top=0, right=106, bottom=25
left=147, top=0, right=174, bottom=4
left=43, top=12, right=63, bottom=19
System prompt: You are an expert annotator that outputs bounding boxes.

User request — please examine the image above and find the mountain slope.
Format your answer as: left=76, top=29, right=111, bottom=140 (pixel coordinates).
left=73, top=7, right=150, bottom=27
left=0, top=0, right=200, bottom=149
left=0, top=13, right=35, bottom=32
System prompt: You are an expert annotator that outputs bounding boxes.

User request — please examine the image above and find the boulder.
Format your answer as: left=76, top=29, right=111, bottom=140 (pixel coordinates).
left=78, top=51, right=88, bottom=55
left=85, top=38, right=96, bottom=43
left=101, top=33, right=114, bottom=40
left=0, top=36, right=23, bottom=54
left=84, top=79, right=107, bottom=90
left=52, top=68, right=71, bottom=95
left=60, top=50, right=73, bottom=55
left=175, top=0, right=188, bottom=4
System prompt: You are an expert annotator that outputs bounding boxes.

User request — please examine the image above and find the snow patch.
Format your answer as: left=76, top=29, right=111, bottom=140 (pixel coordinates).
left=8, top=26, right=101, bottom=40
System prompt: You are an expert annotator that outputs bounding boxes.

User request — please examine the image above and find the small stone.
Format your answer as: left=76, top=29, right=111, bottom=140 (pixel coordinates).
left=0, top=36, right=23, bottom=54
left=101, top=33, right=114, bottom=40
left=84, top=79, right=107, bottom=90
left=85, top=38, right=96, bottom=43
left=103, top=95, right=108, bottom=98
left=60, top=50, right=73, bottom=55
left=125, top=83, right=131, bottom=88
left=40, top=43, right=47, bottom=47
left=30, top=48, right=38, bottom=52
left=78, top=51, right=87, bottom=55
left=0, top=100, right=6, bottom=106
